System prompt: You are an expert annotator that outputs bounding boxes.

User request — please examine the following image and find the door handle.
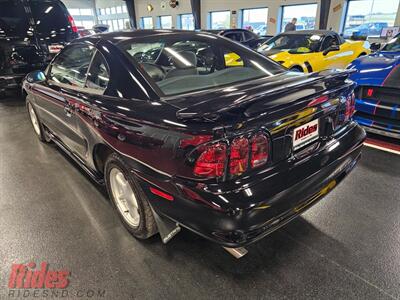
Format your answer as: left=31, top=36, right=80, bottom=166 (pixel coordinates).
left=64, top=106, right=72, bottom=118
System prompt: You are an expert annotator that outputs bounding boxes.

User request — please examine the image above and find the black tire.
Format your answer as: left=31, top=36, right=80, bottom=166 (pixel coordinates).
left=26, top=100, right=51, bottom=143
left=290, top=66, right=304, bottom=73
left=105, top=153, right=158, bottom=239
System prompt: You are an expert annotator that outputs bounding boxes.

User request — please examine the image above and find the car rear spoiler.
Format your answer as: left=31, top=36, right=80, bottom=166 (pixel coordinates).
left=176, top=69, right=356, bottom=120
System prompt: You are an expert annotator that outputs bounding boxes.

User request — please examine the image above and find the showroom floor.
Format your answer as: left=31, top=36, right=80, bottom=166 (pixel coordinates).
left=0, top=95, right=399, bottom=300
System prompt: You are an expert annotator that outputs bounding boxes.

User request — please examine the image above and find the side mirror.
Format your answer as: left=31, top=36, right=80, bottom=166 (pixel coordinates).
left=323, top=45, right=340, bottom=56
left=26, top=70, right=46, bottom=83
left=370, top=42, right=381, bottom=52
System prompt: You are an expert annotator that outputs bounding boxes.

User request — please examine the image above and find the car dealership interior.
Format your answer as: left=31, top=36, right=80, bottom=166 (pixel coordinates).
left=0, top=0, right=399, bottom=299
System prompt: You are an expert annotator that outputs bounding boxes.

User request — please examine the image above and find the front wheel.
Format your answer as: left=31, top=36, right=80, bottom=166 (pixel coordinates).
left=105, top=153, right=158, bottom=239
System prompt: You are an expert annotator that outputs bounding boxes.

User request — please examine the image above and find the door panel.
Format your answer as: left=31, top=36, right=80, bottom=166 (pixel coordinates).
left=34, top=44, right=95, bottom=158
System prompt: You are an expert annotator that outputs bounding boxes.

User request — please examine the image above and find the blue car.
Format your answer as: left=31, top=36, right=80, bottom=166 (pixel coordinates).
left=343, top=22, right=388, bottom=39
left=348, top=33, right=400, bottom=139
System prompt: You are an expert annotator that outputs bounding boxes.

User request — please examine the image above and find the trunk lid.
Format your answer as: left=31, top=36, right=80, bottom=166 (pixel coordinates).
left=173, top=69, right=354, bottom=121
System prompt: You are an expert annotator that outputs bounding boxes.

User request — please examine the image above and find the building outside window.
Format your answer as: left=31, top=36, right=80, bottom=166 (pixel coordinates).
left=179, top=14, right=195, bottom=30
left=123, top=19, right=130, bottom=29
left=107, top=20, right=113, bottom=31
left=81, top=20, right=94, bottom=29
left=242, top=8, right=268, bottom=35
left=97, top=3, right=130, bottom=32
left=210, top=11, right=231, bottom=29
left=68, top=8, right=95, bottom=29
left=141, top=17, right=153, bottom=29
left=159, top=15, right=172, bottom=29
left=343, top=0, right=400, bottom=38
left=118, top=19, right=124, bottom=30
left=281, top=4, right=318, bottom=32
left=68, top=8, right=80, bottom=16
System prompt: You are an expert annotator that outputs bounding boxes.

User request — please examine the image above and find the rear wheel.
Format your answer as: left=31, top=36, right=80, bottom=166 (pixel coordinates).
left=105, top=153, right=158, bottom=239
left=27, top=101, right=50, bottom=143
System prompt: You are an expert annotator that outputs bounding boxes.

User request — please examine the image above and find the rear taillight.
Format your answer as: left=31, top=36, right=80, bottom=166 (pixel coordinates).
left=345, top=92, right=356, bottom=121
left=250, top=133, right=269, bottom=168
left=229, top=137, right=249, bottom=175
left=68, top=15, right=78, bottom=33
left=193, top=133, right=269, bottom=178
left=193, top=143, right=227, bottom=178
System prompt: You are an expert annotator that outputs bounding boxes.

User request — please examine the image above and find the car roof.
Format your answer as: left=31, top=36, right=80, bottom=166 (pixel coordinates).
left=74, top=29, right=217, bottom=44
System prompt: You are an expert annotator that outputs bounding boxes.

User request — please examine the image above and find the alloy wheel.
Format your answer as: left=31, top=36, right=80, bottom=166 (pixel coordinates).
left=28, top=103, right=41, bottom=136
left=109, top=168, right=140, bottom=227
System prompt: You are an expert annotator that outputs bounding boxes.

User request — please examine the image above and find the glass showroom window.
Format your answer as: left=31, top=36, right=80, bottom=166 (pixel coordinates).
left=82, top=20, right=94, bottom=29
left=281, top=4, right=318, bottom=32
left=343, top=0, right=400, bottom=38
left=68, top=8, right=80, bottom=16
left=141, top=17, right=153, bottom=29
left=242, top=8, right=268, bottom=35
left=180, top=14, right=195, bottom=30
left=79, top=8, right=93, bottom=16
left=159, top=15, right=172, bottom=29
left=210, top=11, right=231, bottom=29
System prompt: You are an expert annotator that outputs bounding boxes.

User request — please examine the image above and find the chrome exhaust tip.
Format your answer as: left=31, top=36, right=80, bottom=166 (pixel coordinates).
left=223, top=247, right=248, bottom=259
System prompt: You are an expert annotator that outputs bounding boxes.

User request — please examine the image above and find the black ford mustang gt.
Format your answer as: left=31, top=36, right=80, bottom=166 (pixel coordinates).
left=23, top=30, right=366, bottom=250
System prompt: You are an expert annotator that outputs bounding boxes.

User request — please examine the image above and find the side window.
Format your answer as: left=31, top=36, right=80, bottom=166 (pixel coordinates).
left=86, top=51, right=110, bottom=92
left=50, top=45, right=95, bottom=87
left=243, top=31, right=254, bottom=41
left=321, top=36, right=335, bottom=50
left=225, top=32, right=244, bottom=42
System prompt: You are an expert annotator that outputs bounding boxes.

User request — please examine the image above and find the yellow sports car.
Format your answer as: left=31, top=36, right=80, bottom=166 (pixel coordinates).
left=257, top=30, right=371, bottom=73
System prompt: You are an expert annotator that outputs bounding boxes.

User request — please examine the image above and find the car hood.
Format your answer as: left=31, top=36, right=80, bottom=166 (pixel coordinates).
left=259, top=48, right=289, bottom=56
left=348, top=51, right=400, bottom=87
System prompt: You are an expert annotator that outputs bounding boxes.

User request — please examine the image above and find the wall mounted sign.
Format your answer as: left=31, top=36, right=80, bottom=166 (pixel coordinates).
left=231, top=11, right=237, bottom=29
left=169, top=0, right=179, bottom=8
left=333, top=4, right=342, bottom=13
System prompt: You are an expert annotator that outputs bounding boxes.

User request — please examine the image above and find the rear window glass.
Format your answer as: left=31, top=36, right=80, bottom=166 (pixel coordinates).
left=118, top=33, right=284, bottom=96
left=30, top=0, right=70, bottom=43
left=0, top=0, right=30, bottom=37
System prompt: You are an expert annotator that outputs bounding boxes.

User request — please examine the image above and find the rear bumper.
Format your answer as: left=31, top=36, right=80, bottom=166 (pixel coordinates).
left=141, top=122, right=366, bottom=247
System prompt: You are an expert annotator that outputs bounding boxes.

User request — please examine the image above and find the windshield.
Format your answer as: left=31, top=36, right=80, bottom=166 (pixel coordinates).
left=382, top=34, right=400, bottom=52
left=257, top=33, right=322, bottom=54
left=0, top=0, right=30, bottom=37
left=118, top=33, right=285, bottom=96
